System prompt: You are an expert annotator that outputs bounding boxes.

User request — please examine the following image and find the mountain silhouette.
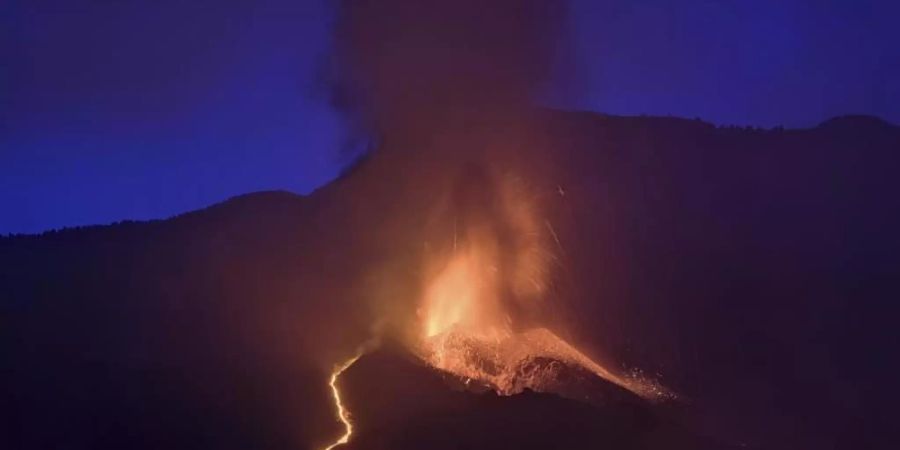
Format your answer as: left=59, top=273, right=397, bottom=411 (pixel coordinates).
left=3, top=111, right=899, bottom=450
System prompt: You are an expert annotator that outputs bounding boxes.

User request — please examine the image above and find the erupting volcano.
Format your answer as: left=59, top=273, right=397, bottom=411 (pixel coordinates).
left=414, top=187, right=670, bottom=400
left=319, top=163, right=674, bottom=449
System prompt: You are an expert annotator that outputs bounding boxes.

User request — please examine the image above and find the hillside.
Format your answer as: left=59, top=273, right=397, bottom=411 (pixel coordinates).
left=2, top=110, right=899, bottom=450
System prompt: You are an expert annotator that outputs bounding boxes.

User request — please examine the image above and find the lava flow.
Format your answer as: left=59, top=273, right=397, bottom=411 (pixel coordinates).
left=321, top=353, right=363, bottom=450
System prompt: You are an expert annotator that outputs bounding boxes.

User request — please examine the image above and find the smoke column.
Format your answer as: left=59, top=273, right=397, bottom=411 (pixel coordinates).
left=329, top=0, right=568, bottom=143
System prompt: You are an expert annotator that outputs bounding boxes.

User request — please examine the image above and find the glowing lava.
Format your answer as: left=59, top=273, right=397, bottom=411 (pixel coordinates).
left=422, top=325, right=669, bottom=399
left=418, top=244, right=670, bottom=399
left=416, top=172, right=672, bottom=401
left=322, top=353, right=363, bottom=450
left=422, top=238, right=505, bottom=339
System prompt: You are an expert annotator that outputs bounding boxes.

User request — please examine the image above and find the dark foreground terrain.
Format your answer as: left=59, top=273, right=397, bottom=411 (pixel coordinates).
left=2, top=111, right=899, bottom=449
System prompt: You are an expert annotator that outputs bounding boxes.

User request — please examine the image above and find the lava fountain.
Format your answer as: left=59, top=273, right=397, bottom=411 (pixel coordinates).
left=415, top=168, right=672, bottom=400
left=320, top=166, right=671, bottom=449
left=416, top=238, right=661, bottom=398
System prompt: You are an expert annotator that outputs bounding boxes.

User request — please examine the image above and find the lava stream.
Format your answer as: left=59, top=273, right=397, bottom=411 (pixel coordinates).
left=322, top=353, right=363, bottom=450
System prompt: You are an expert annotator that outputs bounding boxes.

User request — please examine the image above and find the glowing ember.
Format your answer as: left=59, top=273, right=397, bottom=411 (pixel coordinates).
left=422, top=326, right=668, bottom=399
left=322, top=353, right=363, bottom=450
left=415, top=173, right=672, bottom=401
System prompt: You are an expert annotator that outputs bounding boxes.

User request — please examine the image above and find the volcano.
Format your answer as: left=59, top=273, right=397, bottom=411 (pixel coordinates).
left=333, top=341, right=725, bottom=450
left=418, top=326, right=671, bottom=401
left=3, top=111, right=899, bottom=450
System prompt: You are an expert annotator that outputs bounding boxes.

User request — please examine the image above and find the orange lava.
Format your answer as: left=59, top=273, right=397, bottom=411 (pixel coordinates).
left=422, top=238, right=506, bottom=339
left=322, top=353, right=362, bottom=450
left=416, top=174, right=671, bottom=401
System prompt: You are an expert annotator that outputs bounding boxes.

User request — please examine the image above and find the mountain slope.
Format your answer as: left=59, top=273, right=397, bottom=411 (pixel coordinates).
left=2, top=111, right=899, bottom=450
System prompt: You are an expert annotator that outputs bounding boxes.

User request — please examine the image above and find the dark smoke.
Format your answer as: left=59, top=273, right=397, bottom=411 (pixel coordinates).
left=330, top=0, right=568, bottom=142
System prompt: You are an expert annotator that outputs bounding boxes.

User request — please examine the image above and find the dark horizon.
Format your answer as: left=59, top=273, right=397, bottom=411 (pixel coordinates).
left=2, top=110, right=895, bottom=238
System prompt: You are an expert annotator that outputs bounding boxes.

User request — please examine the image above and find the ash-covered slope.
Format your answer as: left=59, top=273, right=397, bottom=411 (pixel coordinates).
left=2, top=111, right=900, bottom=450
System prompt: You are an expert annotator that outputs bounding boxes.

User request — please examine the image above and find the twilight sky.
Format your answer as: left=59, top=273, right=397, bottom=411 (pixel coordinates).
left=3, top=0, right=899, bottom=234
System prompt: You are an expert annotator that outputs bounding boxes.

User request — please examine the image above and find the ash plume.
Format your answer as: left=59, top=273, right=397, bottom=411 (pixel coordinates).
left=321, top=0, right=578, bottom=342
left=329, top=0, right=568, bottom=141
left=321, top=0, right=646, bottom=407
